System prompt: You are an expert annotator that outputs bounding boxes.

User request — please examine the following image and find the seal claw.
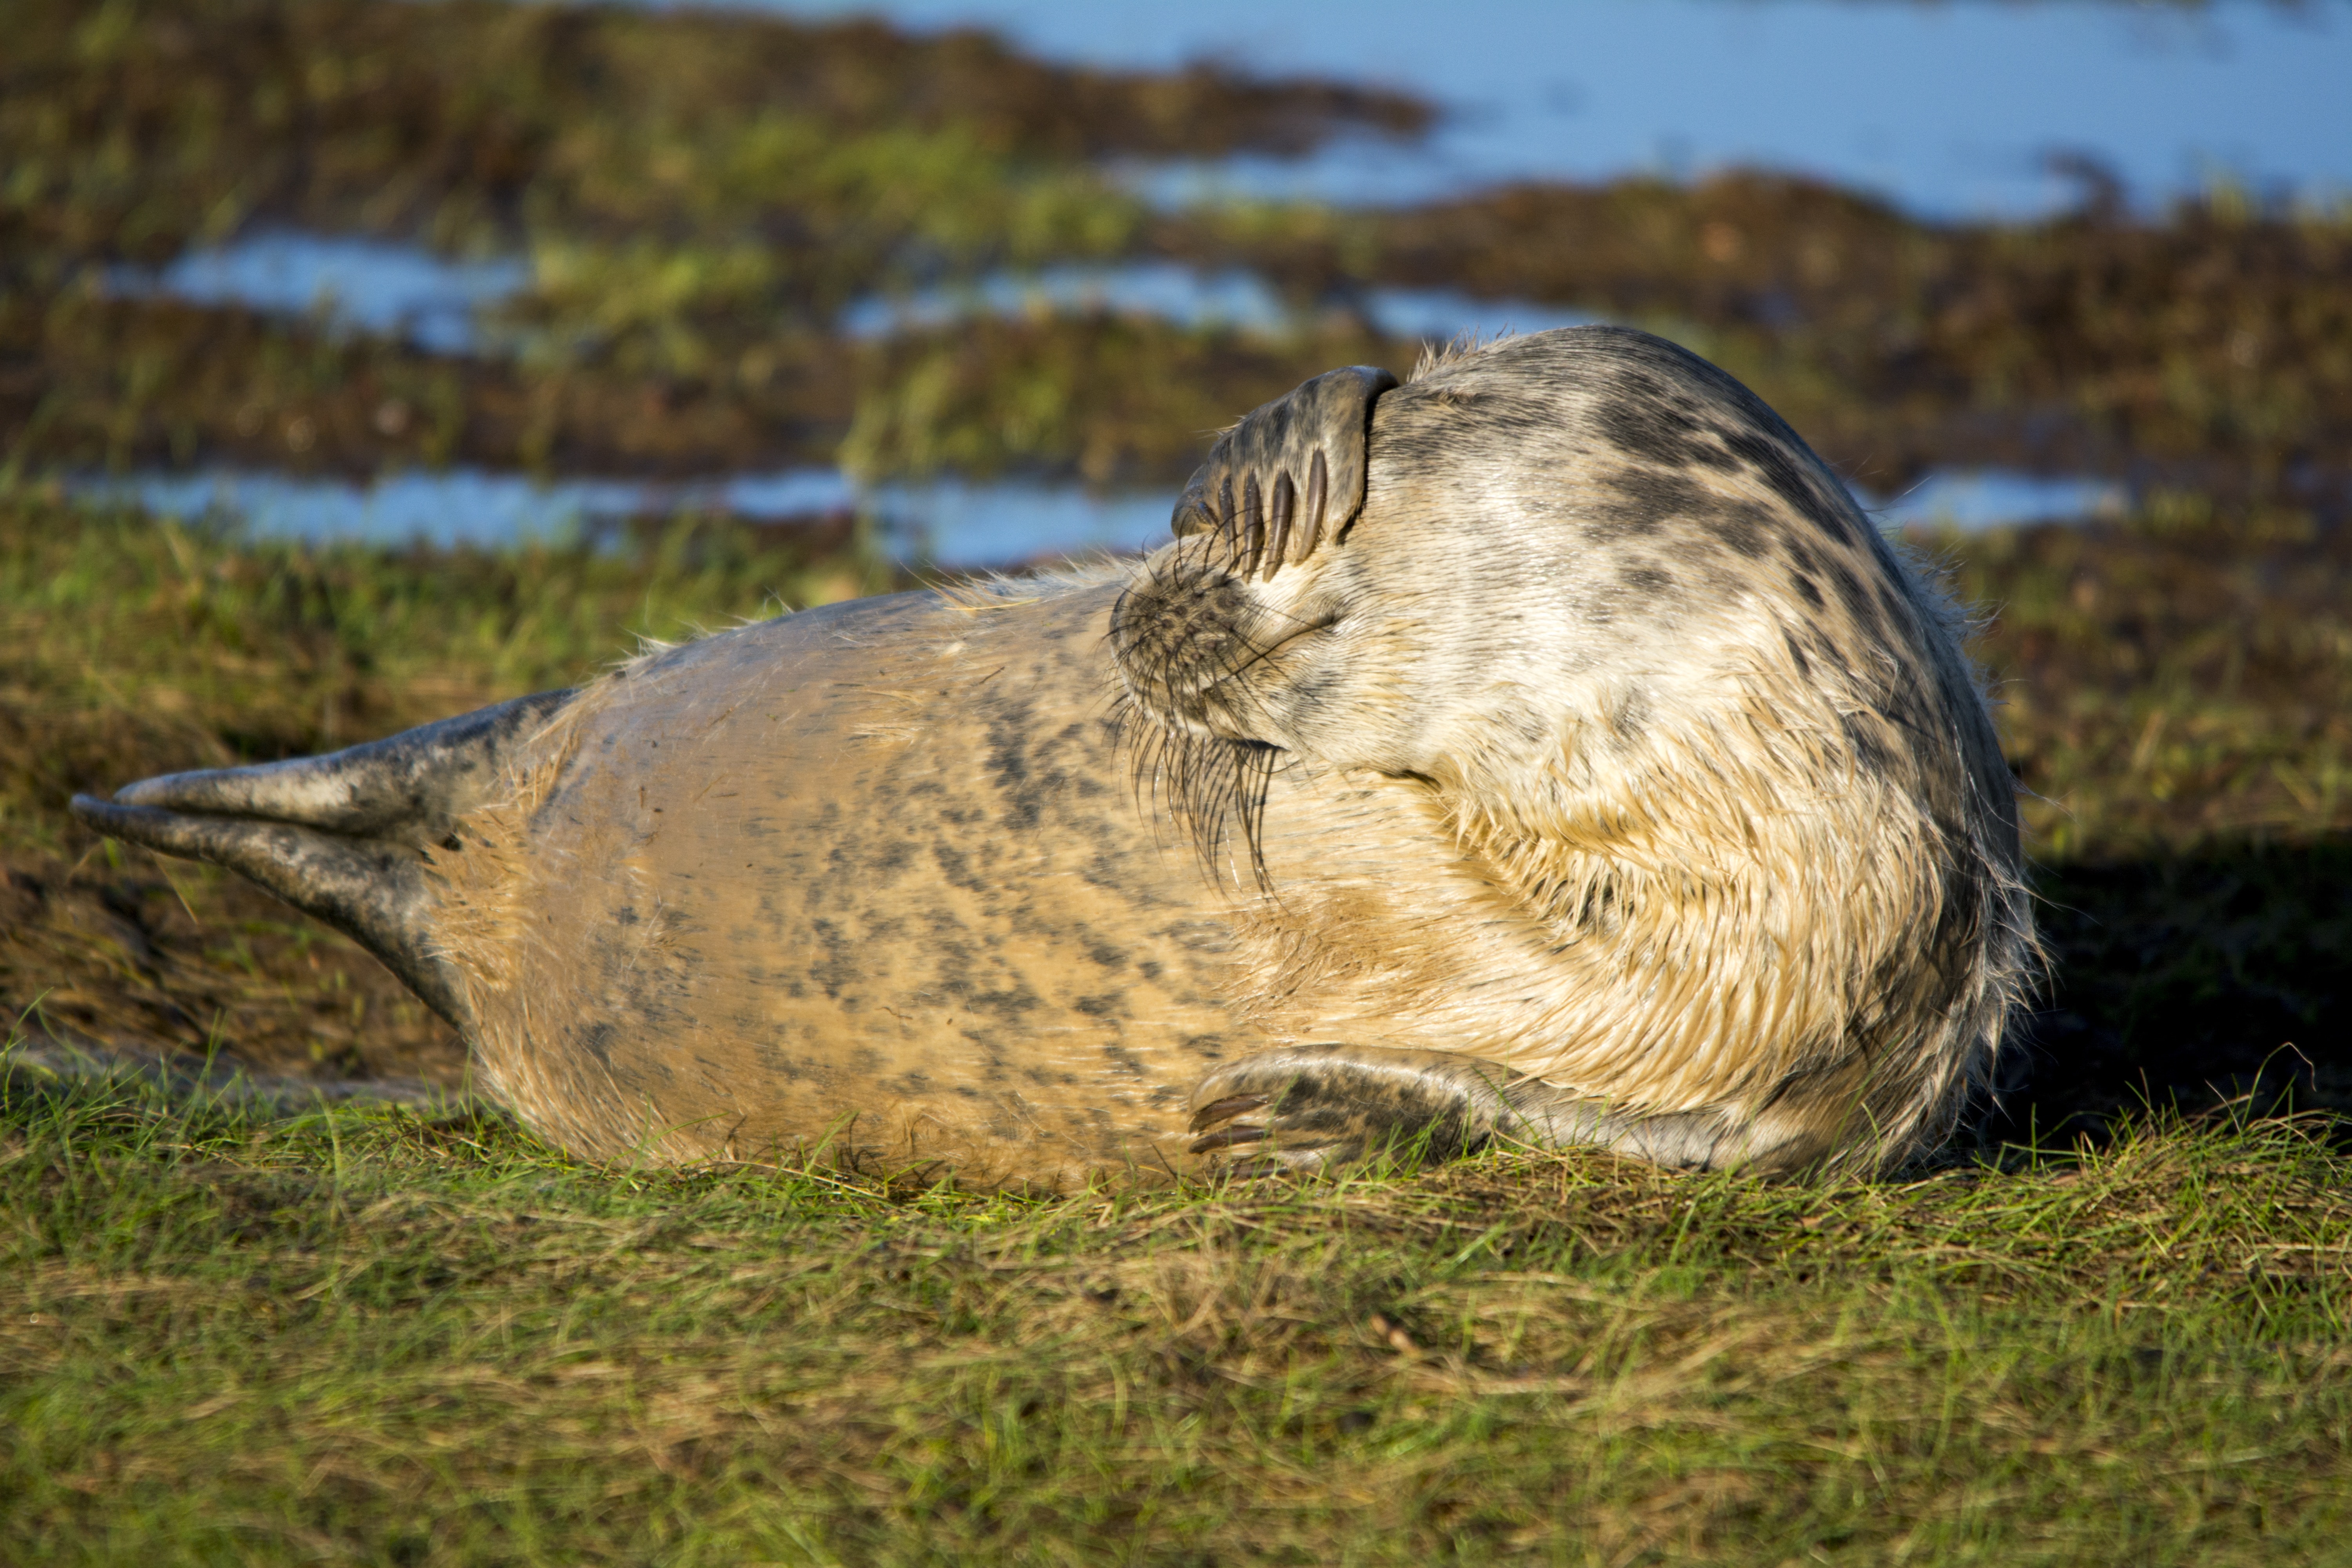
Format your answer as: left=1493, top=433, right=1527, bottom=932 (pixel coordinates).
left=1189, top=1124, right=1268, bottom=1154
left=1189, top=1093, right=1269, bottom=1131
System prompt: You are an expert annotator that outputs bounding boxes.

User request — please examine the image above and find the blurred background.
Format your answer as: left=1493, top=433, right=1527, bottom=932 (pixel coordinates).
left=4, top=0, right=2350, bottom=1136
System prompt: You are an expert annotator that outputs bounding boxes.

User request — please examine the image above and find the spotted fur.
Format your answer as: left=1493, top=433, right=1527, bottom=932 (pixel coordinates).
left=1115, top=326, right=2036, bottom=1174
left=76, top=326, right=2034, bottom=1183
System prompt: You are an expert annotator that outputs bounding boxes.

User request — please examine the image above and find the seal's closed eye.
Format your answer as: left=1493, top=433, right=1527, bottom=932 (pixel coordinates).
left=1172, top=364, right=1398, bottom=579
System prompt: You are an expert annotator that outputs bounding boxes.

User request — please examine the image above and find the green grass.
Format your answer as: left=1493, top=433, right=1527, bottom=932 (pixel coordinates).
left=4, top=1065, right=2349, bottom=1565
left=3, top=488, right=2349, bottom=1559
left=6, top=4, right=2352, bottom=1544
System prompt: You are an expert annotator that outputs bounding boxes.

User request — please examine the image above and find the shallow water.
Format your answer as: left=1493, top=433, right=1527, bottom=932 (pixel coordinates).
left=73, top=461, right=2132, bottom=569
left=83, top=1, right=2301, bottom=562
left=68, top=467, right=1177, bottom=566
left=751, top=0, right=2352, bottom=219
left=112, top=236, right=1601, bottom=354
left=105, top=232, right=529, bottom=355
left=84, top=234, right=2123, bottom=564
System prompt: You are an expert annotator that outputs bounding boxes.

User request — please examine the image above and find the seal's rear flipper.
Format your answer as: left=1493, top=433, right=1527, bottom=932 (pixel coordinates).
left=68, top=688, right=573, bottom=1032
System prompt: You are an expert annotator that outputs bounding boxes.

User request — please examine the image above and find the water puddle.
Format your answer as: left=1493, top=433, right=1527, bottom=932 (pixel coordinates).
left=111, top=231, right=1602, bottom=352
left=73, top=463, right=2133, bottom=570
left=843, top=263, right=1599, bottom=341
left=841, top=263, right=1294, bottom=338
left=105, top=232, right=529, bottom=354
left=68, top=467, right=1176, bottom=568
left=1869, top=471, right=2129, bottom=534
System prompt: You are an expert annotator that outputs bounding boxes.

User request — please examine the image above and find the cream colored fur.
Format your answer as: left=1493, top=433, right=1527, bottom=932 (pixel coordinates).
left=1114, top=327, right=2036, bottom=1173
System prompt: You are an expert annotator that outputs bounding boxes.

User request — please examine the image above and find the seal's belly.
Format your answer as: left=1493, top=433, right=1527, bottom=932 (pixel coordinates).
left=444, top=583, right=1257, bottom=1182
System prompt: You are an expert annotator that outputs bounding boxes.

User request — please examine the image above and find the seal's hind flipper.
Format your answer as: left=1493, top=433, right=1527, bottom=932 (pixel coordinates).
left=101, top=688, right=574, bottom=845
left=64, top=800, right=472, bottom=1029
left=68, top=688, right=573, bottom=1032
left=1172, top=364, right=1397, bottom=579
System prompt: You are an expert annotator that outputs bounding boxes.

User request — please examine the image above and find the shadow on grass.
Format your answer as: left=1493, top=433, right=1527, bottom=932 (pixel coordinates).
left=1992, top=834, right=2352, bottom=1147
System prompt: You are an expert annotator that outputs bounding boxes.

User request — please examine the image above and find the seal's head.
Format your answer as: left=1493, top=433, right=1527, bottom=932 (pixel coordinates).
left=1119, top=328, right=2004, bottom=817
left=1112, top=325, right=2035, bottom=1172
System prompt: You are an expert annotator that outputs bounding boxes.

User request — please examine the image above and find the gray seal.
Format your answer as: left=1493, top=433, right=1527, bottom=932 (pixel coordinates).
left=73, top=327, right=2035, bottom=1185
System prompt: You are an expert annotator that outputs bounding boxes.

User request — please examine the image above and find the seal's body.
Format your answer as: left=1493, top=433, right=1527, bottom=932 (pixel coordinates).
left=426, top=580, right=1249, bottom=1182
left=75, top=328, right=2034, bottom=1182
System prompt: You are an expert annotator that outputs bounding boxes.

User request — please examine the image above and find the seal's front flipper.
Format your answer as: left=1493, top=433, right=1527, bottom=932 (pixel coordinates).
left=1186, top=1044, right=1742, bottom=1176
left=1171, top=364, right=1398, bottom=579
left=1185, top=1044, right=1530, bottom=1175
left=67, top=688, right=572, bottom=1031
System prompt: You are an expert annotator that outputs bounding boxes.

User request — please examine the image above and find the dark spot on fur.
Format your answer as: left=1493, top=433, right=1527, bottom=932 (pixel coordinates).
left=577, top=1022, right=616, bottom=1068
left=1608, top=684, right=1652, bottom=745
left=1790, top=573, right=1824, bottom=608
left=1587, top=467, right=1706, bottom=541
left=1842, top=714, right=1895, bottom=777
left=1595, top=394, right=1715, bottom=470
left=931, top=842, right=984, bottom=893
left=1714, top=502, right=1775, bottom=557
left=984, top=701, right=1051, bottom=831
left=1721, top=429, right=1850, bottom=543
left=1828, top=561, right=1884, bottom=639
left=808, top=918, right=859, bottom=1000
left=1621, top=566, right=1678, bottom=597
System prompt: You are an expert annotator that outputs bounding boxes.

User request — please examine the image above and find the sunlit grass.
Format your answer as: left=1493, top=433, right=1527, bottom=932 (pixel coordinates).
left=2, top=1060, right=2347, bottom=1564
left=0, top=471, right=2345, bottom=1561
